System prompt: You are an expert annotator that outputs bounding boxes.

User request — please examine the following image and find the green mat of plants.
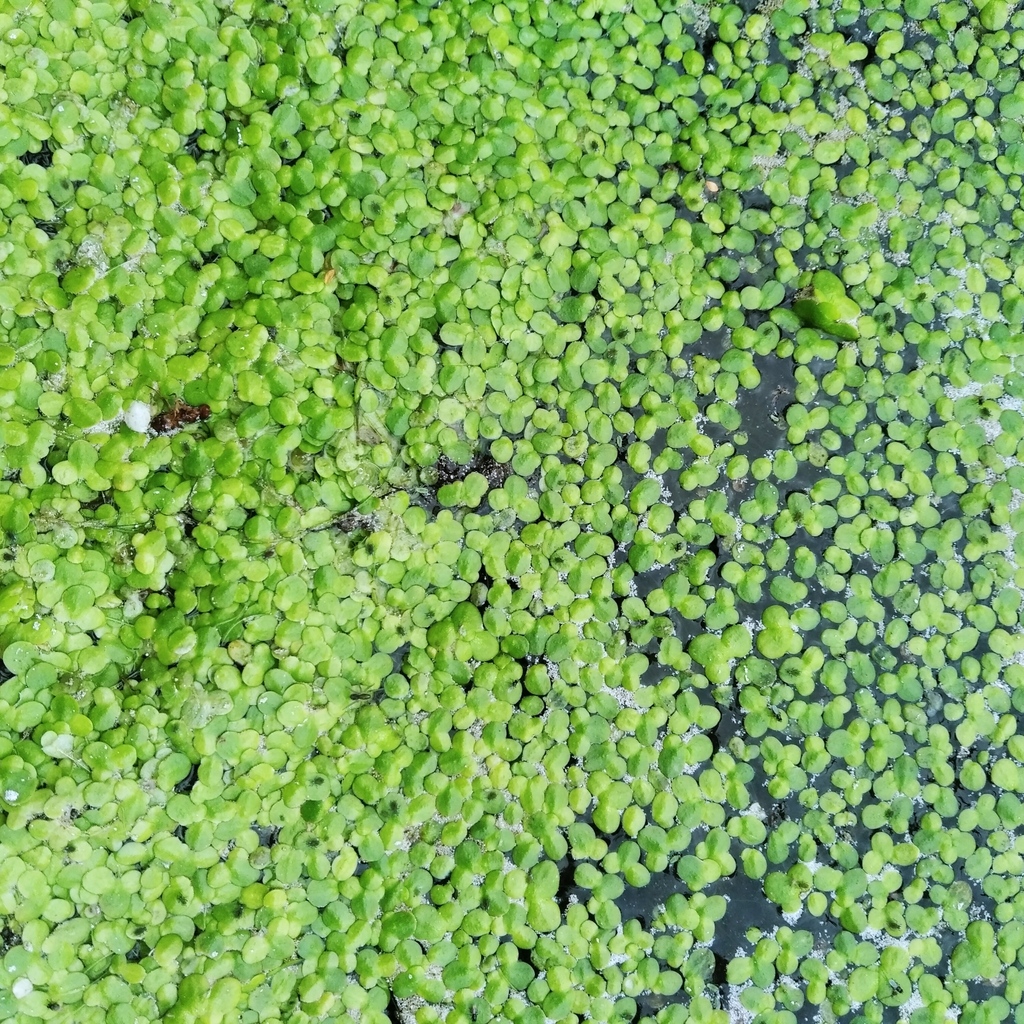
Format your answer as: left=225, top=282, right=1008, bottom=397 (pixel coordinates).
left=4, top=0, right=1024, bottom=1023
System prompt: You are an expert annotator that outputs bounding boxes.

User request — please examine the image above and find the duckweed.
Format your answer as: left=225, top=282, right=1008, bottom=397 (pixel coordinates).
left=4, top=0, right=1024, bottom=1022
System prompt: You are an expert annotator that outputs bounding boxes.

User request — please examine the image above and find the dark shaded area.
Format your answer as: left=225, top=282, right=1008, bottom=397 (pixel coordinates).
left=713, top=705, right=744, bottom=747
left=662, top=606, right=703, bottom=653
left=433, top=452, right=512, bottom=490
left=0, top=925, right=21, bottom=953
left=332, top=510, right=378, bottom=534
left=178, top=511, right=198, bottom=540
left=617, top=869, right=691, bottom=923
left=712, top=865, right=790, bottom=933
left=744, top=188, right=773, bottom=213
left=555, top=853, right=584, bottom=913
left=385, top=988, right=402, bottom=1024
left=710, top=951, right=729, bottom=988
left=125, top=941, right=149, bottom=963
left=736, top=356, right=798, bottom=463
left=253, top=824, right=280, bottom=847
left=20, top=141, right=53, bottom=167
left=518, top=943, right=540, bottom=971
left=174, top=763, right=199, bottom=795
left=387, top=643, right=411, bottom=684
left=850, top=36, right=879, bottom=71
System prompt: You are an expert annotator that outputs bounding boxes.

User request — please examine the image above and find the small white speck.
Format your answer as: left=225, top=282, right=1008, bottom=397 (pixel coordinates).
left=13, top=978, right=32, bottom=998
left=124, top=401, right=152, bottom=433
left=3, top=790, right=19, bottom=803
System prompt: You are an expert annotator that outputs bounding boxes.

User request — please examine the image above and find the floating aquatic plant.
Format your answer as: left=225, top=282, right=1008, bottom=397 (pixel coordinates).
left=3, top=0, right=1024, bottom=1022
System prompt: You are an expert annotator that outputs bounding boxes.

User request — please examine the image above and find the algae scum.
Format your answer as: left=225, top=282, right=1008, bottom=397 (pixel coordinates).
left=5, top=0, right=1024, bottom=1022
